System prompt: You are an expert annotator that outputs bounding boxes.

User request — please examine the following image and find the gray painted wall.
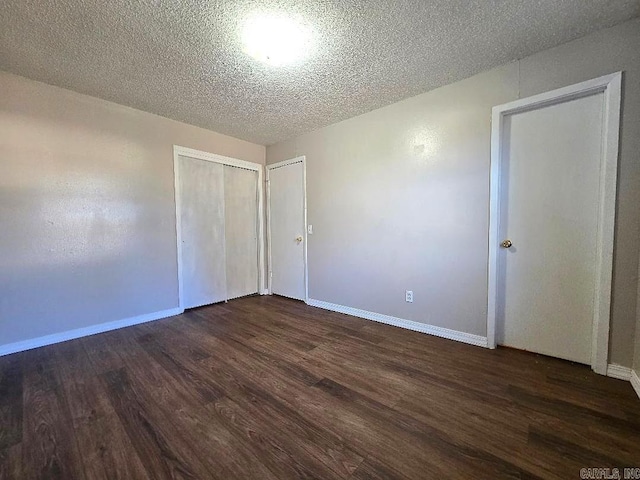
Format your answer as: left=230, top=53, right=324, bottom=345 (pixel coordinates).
left=267, top=18, right=640, bottom=367
left=0, top=71, right=264, bottom=348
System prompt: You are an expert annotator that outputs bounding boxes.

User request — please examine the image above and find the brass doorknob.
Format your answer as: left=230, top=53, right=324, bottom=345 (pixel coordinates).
left=501, top=239, right=512, bottom=248
left=295, top=235, right=303, bottom=243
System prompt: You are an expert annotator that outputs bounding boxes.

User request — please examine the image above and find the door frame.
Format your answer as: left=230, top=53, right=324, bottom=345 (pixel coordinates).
left=173, top=145, right=266, bottom=311
left=487, top=72, right=622, bottom=375
left=265, top=156, right=309, bottom=302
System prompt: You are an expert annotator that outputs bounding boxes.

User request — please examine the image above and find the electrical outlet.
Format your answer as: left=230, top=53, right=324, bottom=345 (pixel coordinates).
left=307, top=224, right=313, bottom=234
left=405, top=290, right=413, bottom=303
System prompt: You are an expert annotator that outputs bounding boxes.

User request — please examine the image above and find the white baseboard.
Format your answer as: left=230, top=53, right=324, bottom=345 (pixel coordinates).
left=306, top=298, right=488, bottom=348
left=631, top=371, right=640, bottom=400
left=260, top=289, right=270, bottom=295
left=0, top=307, right=184, bottom=357
left=606, top=364, right=632, bottom=381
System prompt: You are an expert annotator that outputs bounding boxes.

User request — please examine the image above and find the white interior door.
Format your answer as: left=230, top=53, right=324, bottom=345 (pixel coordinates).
left=497, top=93, right=604, bottom=364
left=268, top=160, right=306, bottom=301
left=178, top=155, right=227, bottom=308
left=224, top=165, right=259, bottom=300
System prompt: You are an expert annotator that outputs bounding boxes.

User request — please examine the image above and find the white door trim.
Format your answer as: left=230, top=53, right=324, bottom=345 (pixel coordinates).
left=173, top=145, right=266, bottom=311
left=487, top=72, right=622, bottom=375
left=266, top=156, right=309, bottom=302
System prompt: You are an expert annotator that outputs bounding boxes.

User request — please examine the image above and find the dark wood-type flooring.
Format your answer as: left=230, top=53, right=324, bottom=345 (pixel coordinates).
left=1, top=295, right=639, bottom=479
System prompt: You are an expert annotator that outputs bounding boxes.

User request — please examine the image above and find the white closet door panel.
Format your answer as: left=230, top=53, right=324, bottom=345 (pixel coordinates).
left=224, top=166, right=259, bottom=299
left=179, top=155, right=227, bottom=308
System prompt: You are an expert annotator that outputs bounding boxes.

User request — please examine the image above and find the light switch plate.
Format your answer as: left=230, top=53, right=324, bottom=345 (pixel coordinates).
left=307, top=224, right=313, bottom=234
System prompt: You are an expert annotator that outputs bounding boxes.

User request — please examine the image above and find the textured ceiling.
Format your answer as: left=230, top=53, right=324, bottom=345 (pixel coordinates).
left=1, top=1, right=639, bottom=145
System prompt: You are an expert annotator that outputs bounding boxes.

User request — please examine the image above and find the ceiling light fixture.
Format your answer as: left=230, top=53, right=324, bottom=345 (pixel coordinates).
left=241, top=13, right=314, bottom=67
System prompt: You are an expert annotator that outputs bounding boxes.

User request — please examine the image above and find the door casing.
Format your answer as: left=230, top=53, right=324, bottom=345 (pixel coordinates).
left=487, top=72, right=622, bottom=375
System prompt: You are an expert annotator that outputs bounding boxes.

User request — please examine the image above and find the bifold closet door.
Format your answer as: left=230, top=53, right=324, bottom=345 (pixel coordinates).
left=224, top=166, right=259, bottom=299
left=178, top=155, right=227, bottom=308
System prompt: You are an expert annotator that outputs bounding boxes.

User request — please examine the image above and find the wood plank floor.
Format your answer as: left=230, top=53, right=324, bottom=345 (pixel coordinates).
left=1, top=295, right=639, bottom=479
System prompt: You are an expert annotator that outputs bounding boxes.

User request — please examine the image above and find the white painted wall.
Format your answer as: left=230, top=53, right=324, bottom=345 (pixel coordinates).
left=0, top=71, right=264, bottom=349
left=267, top=18, right=640, bottom=367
